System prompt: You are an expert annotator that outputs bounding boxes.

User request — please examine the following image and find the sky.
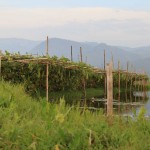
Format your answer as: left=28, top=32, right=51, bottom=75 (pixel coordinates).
left=0, top=0, right=150, bottom=47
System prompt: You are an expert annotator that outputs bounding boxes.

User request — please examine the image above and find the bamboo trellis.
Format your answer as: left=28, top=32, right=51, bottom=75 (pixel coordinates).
left=0, top=42, right=149, bottom=116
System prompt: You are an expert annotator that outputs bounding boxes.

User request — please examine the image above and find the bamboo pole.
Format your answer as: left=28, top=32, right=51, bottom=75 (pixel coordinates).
left=140, top=76, right=143, bottom=101
left=71, top=46, right=73, bottom=62
left=80, top=47, right=83, bottom=62
left=138, top=77, right=140, bottom=101
left=46, top=36, right=49, bottom=102
left=104, top=50, right=106, bottom=70
left=145, top=79, right=147, bottom=96
left=46, top=36, right=49, bottom=56
left=135, top=75, right=137, bottom=102
left=80, top=46, right=86, bottom=103
left=106, top=61, right=113, bottom=116
left=125, top=62, right=129, bottom=102
left=118, top=61, right=120, bottom=114
left=143, top=73, right=147, bottom=98
left=130, top=65, right=133, bottom=102
left=142, top=79, right=145, bottom=101
left=125, top=62, right=129, bottom=114
left=104, top=50, right=106, bottom=98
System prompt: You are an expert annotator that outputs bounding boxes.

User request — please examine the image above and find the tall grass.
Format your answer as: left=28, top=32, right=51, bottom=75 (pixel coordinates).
left=0, top=81, right=150, bottom=149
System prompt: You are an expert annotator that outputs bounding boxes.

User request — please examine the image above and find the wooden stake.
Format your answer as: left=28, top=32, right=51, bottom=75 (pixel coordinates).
left=80, top=47, right=83, bottom=62
left=106, top=62, right=113, bottom=116
left=71, top=46, right=73, bottom=62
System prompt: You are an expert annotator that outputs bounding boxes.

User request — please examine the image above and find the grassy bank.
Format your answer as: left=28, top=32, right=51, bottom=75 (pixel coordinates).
left=0, top=81, right=150, bottom=149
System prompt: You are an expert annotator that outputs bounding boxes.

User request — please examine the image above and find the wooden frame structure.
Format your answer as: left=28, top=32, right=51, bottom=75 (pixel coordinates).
left=0, top=42, right=149, bottom=116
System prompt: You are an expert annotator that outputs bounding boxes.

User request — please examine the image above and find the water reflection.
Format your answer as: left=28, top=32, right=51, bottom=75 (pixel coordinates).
left=126, top=91, right=150, bottom=116
left=83, top=91, right=150, bottom=116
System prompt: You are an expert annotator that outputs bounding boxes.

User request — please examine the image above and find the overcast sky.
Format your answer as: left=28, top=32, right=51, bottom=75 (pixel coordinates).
left=0, top=0, right=150, bottom=47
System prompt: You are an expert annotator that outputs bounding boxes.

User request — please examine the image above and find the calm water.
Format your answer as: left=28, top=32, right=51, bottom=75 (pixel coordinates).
left=84, top=91, right=150, bottom=116
left=128, top=91, right=150, bottom=116
left=144, top=92, right=150, bottom=115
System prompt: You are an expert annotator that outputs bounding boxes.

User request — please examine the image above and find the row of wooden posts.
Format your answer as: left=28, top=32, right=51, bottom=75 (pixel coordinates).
left=45, top=36, right=148, bottom=116
left=0, top=37, right=148, bottom=117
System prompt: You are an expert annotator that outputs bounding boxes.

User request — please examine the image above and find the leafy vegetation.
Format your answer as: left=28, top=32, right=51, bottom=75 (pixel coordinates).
left=1, top=54, right=104, bottom=95
left=0, top=81, right=150, bottom=149
left=1, top=53, right=148, bottom=97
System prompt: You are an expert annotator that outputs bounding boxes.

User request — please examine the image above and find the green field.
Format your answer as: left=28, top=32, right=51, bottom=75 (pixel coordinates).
left=0, top=81, right=150, bottom=149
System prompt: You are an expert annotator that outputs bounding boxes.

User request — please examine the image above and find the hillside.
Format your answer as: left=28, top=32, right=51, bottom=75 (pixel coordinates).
left=0, top=38, right=40, bottom=54
left=0, top=37, right=149, bottom=74
left=131, top=46, right=150, bottom=58
left=31, top=38, right=94, bottom=59
left=133, top=57, right=150, bottom=74
left=31, top=38, right=141, bottom=69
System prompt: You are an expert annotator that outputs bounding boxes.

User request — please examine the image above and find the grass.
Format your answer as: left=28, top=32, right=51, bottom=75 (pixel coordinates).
left=0, top=81, right=150, bottom=149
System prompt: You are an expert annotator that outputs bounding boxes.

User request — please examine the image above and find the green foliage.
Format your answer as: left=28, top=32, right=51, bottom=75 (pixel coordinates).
left=1, top=55, right=105, bottom=96
left=1, top=54, right=149, bottom=99
left=0, top=81, right=150, bottom=149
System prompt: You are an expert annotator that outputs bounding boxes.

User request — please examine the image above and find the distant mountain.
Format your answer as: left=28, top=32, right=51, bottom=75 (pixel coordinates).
left=0, top=38, right=40, bottom=54
left=85, top=43, right=142, bottom=69
left=131, top=46, right=150, bottom=58
left=133, top=57, right=150, bottom=74
left=32, top=38, right=94, bottom=58
left=0, top=37, right=149, bottom=74
left=31, top=38, right=149, bottom=74
left=31, top=38, right=141, bottom=69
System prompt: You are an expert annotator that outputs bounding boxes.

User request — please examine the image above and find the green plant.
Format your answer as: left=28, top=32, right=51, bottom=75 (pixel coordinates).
left=0, top=81, right=150, bottom=149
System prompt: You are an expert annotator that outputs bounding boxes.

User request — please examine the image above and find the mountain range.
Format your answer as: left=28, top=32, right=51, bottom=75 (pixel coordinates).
left=0, top=38, right=149, bottom=74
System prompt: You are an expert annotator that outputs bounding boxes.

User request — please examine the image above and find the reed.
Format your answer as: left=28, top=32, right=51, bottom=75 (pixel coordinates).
left=0, top=81, right=150, bottom=149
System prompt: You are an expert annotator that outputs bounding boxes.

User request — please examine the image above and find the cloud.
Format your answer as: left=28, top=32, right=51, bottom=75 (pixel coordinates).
left=0, top=7, right=150, bottom=46
left=0, top=7, right=150, bottom=28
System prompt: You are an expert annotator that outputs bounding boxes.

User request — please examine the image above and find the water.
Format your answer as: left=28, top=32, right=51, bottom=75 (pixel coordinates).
left=144, top=92, right=150, bottom=116
left=128, top=91, right=150, bottom=116
left=85, top=91, right=150, bottom=116
left=113, top=91, right=150, bottom=116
